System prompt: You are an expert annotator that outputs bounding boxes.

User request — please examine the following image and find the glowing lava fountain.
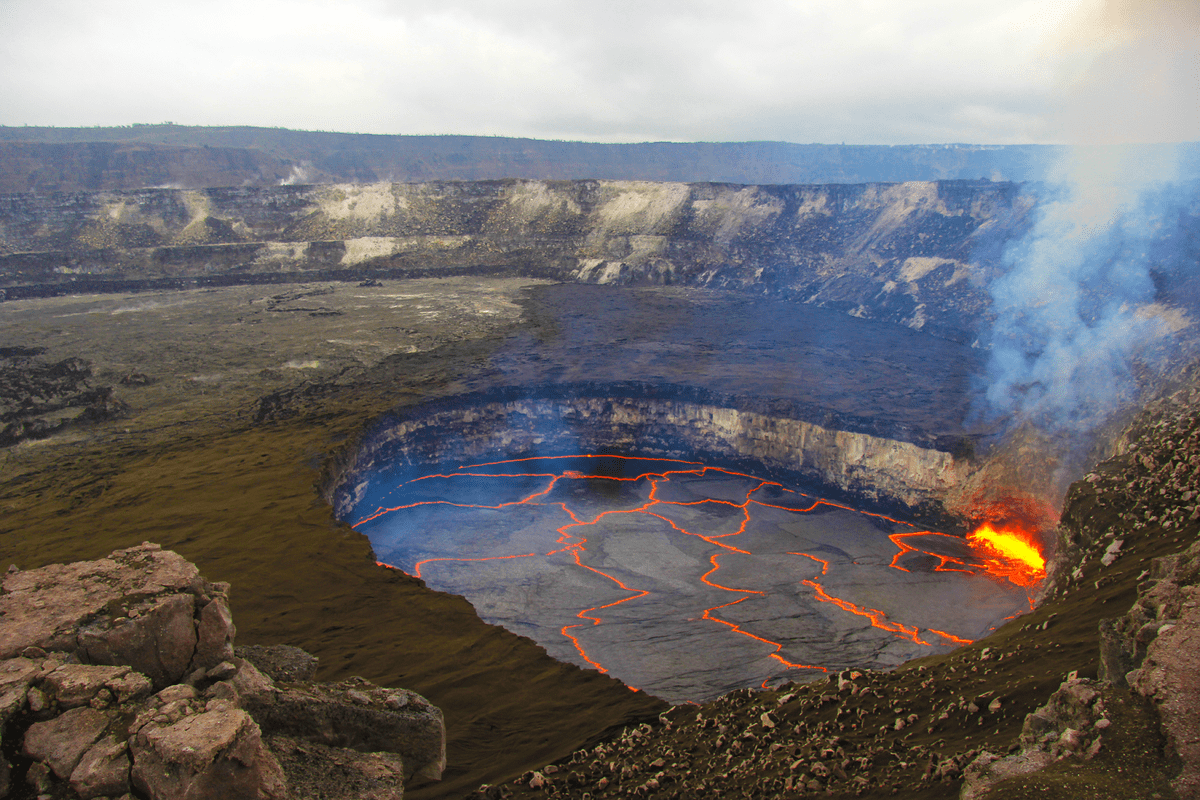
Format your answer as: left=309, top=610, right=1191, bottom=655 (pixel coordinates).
left=344, top=452, right=1043, bottom=702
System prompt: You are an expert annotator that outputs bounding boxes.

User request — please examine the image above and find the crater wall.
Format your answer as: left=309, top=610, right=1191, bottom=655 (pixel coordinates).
left=0, top=179, right=1028, bottom=342
left=329, top=389, right=968, bottom=528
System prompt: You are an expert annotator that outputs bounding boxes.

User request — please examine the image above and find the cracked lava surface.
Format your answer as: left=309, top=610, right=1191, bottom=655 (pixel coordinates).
left=350, top=455, right=1041, bottom=702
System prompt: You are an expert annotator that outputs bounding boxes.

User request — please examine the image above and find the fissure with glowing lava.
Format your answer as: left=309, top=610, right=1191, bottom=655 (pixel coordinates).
left=348, top=453, right=1045, bottom=700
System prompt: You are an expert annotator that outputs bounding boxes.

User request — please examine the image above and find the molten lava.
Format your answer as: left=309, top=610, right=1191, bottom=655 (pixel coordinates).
left=353, top=454, right=1041, bottom=696
left=966, top=522, right=1047, bottom=587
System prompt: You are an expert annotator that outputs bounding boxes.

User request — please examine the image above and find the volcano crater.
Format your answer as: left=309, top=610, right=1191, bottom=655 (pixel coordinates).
left=330, top=385, right=1038, bottom=702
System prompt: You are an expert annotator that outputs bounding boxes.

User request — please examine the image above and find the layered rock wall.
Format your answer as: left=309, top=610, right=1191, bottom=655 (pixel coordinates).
left=0, top=179, right=1027, bottom=341
left=331, top=392, right=966, bottom=524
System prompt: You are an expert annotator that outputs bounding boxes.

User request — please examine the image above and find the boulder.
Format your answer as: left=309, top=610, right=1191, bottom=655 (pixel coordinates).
left=70, top=735, right=131, bottom=799
left=0, top=542, right=233, bottom=689
left=78, top=592, right=198, bottom=689
left=3, top=545, right=443, bottom=800
left=0, top=657, right=39, bottom=723
left=268, top=735, right=406, bottom=800
left=1100, top=540, right=1200, bottom=798
left=243, top=677, right=445, bottom=781
left=41, top=663, right=147, bottom=709
left=1129, top=601, right=1200, bottom=799
left=236, top=644, right=319, bottom=683
left=193, top=593, right=236, bottom=671
left=959, top=677, right=1106, bottom=799
left=131, top=707, right=287, bottom=800
left=959, top=749, right=1054, bottom=800
left=22, top=706, right=113, bottom=779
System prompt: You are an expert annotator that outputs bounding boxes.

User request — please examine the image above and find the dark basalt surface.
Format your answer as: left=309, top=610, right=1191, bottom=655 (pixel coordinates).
left=0, top=348, right=126, bottom=446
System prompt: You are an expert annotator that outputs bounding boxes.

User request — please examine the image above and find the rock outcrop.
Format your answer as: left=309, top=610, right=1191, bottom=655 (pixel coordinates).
left=0, top=544, right=445, bottom=800
left=958, top=677, right=1108, bottom=799
left=1098, top=540, right=1200, bottom=798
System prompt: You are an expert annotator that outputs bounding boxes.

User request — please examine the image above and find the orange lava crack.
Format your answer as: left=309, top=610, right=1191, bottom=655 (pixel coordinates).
left=357, top=454, right=1043, bottom=684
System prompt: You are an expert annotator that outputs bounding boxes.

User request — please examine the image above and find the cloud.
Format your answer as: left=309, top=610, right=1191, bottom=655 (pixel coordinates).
left=1, top=0, right=1191, bottom=143
left=1041, top=0, right=1200, bottom=143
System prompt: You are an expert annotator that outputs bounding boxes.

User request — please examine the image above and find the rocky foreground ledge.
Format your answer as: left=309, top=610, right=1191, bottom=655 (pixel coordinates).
left=0, top=543, right=445, bottom=800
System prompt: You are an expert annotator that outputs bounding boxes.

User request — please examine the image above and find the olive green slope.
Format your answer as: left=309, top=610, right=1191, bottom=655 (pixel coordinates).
left=0, top=280, right=667, bottom=799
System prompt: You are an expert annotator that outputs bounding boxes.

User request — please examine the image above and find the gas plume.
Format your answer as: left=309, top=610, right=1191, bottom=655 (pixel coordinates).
left=983, top=144, right=1181, bottom=433
left=976, top=0, right=1199, bottom=503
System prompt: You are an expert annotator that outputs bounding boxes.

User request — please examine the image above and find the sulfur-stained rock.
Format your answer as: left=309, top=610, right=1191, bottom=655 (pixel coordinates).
left=70, top=734, right=131, bottom=799
left=131, top=707, right=287, bottom=800
left=242, top=678, right=445, bottom=782
left=22, top=705, right=113, bottom=779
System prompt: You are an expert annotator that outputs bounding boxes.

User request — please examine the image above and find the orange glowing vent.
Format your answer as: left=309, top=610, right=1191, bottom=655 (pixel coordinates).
left=966, top=523, right=1046, bottom=587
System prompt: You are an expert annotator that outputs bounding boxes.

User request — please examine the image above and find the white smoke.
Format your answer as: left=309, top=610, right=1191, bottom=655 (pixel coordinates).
left=983, top=144, right=1183, bottom=431
left=981, top=0, right=1200, bottom=435
left=279, top=160, right=314, bottom=186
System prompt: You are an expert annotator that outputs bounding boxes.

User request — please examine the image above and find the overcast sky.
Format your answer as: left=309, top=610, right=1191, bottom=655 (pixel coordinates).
left=2, top=0, right=1196, bottom=144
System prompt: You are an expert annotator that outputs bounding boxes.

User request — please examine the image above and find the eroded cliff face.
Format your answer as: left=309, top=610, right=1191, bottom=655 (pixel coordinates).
left=0, top=179, right=1027, bottom=342
left=330, top=391, right=967, bottom=527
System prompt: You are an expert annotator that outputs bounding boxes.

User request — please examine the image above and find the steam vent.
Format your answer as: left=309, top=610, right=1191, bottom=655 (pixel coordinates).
left=4, top=152, right=1200, bottom=799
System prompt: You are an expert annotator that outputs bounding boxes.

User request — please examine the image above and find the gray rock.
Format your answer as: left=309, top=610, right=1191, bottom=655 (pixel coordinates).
left=235, top=644, right=319, bottom=683
left=22, top=706, right=113, bottom=779
left=243, top=678, right=445, bottom=782
left=268, top=734, right=406, bottom=800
